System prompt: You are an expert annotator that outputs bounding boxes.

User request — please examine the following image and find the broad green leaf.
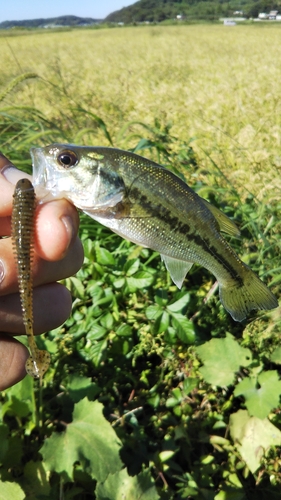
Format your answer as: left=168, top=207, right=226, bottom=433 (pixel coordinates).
left=270, top=346, right=281, bottom=364
left=164, top=327, right=178, bottom=344
left=41, top=399, right=122, bottom=481
left=170, top=313, right=195, bottom=344
left=126, top=271, right=154, bottom=291
left=196, top=333, right=252, bottom=386
left=145, top=304, right=162, bottom=320
left=113, top=277, right=126, bottom=288
left=85, top=339, right=107, bottom=366
left=88, top=324, right=107, bottom=340
left=229, top=410, right=281, bottom=473
left=124, top=258, right=140, bottom=276
left=167, top=293, right=190, bottom=312
left=1, top=376, right=34, bottom=420
left=96, top=469, right=160, bottom=500
left=63, top=276, right=85, bottom=299
left=154, top=310, right=170, bottom=333
left=116, top=324, right=132, bottom=337
left=183, top=378, right=198, bottom=395
left=95, top=246, right=116, bottom=266
left=234, top=370, right=281, bottom=419
left=19, top=460, right=51, bottom=498
left=215, top=489, right=246, bottom=500
left=67, top=375, right=101, bottom=402
left=0, top=481, right=25, bottom=500
left=100, top=312, right=114, bottom=329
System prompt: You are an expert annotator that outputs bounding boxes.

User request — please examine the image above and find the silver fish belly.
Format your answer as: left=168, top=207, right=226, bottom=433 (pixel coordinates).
left=31, top=143, right=278, bottom=322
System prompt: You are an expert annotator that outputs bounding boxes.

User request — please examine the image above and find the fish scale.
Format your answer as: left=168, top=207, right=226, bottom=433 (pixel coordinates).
left=31, top=143, right=278, bottom=322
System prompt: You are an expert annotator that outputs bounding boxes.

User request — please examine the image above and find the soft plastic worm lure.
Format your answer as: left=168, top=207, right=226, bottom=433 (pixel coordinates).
left=11, top=178, right=50, bottom=383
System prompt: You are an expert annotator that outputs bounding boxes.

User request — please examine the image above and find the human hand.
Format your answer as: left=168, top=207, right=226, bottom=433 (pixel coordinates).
left=0, top=153, right=84, bottom=390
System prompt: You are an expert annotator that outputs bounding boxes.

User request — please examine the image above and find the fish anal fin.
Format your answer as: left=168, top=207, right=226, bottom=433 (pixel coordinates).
left=201, top=199, right=240, bottom=237
left=161, top=255, right=193, bottom=289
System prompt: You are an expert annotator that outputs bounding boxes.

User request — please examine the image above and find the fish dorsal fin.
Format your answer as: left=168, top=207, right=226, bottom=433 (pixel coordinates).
left=201, top=199, right=240, bottom=237
left=161, top=255, right=193, bottom=289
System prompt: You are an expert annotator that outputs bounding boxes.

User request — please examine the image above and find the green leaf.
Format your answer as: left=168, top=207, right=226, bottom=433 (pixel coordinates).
left=100, top=312, right=114, bottom=329
left=63, top=276, right=85, bottom=299
left=96, top=246, right=116, bottom=266
left=167, top=293, right=190, bottom=312
left=159, top=450, right=176, bottom=462
left=88, top=324, right=107, bottom=340
left=1, top=376, right=34, bottom=420
left=67, top=375, right=101, bottom=403
left=116, top=324, right=132, bottom=337
left=20, top=460, right=51, bottom=498
left=166, top=387, right=182, bottom=407
left=170, top=313, right=195, bottom=344
left=234, top=370, right=281, bottom=419
left=96, top=469, right=160, bottom=500
left=145, top=304, right=162, bottom=320
left=113, top=277, right=126, bottom=289
left=270, top=346, right=281, bottom=364
left=215, top=489, right=246, bottom=500
left=126, top=271, right=154, bottom=291
left=0, top=481, right=25, bottom=500
left=41, top=399, right=122, bottom=482
left=196, top=333, right=252, bottom=386
left=229, top=410, right=281, bottom=473
left=154, top=310, right=170, bottom=333
left=124, top=258, right=140, bottom=276
left=183, top=378, right=198, bottom=395
left=85, top=339, right=108, bottom=366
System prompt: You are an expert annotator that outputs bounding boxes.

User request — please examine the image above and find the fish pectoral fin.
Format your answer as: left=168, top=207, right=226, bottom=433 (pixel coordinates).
left=201, top=199, right=240, bottom=237
left=161, top=255, right=193, bottom=289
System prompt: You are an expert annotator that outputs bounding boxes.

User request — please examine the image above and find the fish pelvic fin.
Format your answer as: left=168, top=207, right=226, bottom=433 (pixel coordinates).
left=219, top=268, right=278, bottom=322
left=161, top=255, right=193, bottom=288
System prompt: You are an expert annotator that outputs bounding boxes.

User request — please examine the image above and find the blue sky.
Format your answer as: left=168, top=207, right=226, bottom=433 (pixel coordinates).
left=0, top=0, right=135, bottom=23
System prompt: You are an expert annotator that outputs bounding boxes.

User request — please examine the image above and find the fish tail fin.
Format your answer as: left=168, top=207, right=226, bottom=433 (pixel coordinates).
left=219, top=268, right=278, bottom=322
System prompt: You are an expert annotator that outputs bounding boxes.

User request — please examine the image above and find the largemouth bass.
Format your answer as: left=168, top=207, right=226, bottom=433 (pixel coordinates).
left=31, top=143, right=278, bottom=322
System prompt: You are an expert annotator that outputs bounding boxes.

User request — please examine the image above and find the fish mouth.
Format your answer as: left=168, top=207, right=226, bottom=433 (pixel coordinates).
left=30, top=147, right=47, bottom=187
left=30, top=146, right=60, bottom=202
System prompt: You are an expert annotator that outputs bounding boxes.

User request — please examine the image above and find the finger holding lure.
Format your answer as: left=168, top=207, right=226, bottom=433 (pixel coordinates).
left=31, top=144, right=278, bottom=322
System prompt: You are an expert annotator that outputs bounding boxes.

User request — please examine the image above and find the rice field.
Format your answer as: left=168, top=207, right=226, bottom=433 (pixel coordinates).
left=1, top=24, right=281, bottom=199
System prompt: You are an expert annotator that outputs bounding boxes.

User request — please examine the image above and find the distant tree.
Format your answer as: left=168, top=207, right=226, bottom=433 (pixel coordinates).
left=246, top=0, right=278, bottom=17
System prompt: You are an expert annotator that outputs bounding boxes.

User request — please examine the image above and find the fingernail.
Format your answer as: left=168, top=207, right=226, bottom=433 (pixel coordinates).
left=0, top=260, right=5, bottom=285
left=61, top=215, right=75, bottom=249
left=1, top=166, right=21, bottom=185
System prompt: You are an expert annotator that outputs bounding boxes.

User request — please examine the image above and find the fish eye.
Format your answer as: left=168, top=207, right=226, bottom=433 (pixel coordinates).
left=57, top=150, right=78, bottom=168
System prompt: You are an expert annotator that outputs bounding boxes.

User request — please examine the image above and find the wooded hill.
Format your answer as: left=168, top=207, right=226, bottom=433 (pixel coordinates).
left=105, top=0, right=281, bottom=22
left=0, top=15, right=100, bottom=29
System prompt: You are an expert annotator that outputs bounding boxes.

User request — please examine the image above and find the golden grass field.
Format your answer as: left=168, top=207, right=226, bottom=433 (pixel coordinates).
left=1, top=24, right=281, bottom=198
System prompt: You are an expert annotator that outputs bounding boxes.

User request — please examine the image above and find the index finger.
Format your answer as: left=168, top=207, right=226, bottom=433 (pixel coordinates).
left=0, top=152, right=32, bottom=217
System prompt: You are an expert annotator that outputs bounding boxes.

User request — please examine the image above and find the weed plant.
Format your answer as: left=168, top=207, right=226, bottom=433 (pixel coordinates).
left=0, top=25, right=281, bottom=499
